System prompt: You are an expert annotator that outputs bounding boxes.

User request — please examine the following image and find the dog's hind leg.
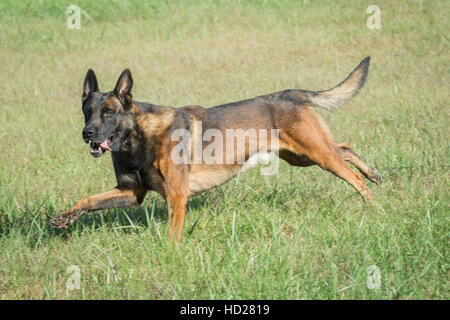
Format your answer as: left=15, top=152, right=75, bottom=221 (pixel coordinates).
left=49, top=188, right=147, bottom=228
left=305, top=145, right=374, bottom=203
left=280, top=108, right=374, bottom=203
left=336, top=142, right=382, bottom=185
left=280, top=140, right=375, bottom=203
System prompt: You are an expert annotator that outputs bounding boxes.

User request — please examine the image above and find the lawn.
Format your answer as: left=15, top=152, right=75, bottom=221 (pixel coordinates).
left=0, top=0, right=448, bottom=299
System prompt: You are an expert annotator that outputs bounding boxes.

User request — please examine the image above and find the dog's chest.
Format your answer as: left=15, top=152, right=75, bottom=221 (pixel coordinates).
left=188, top=165, right=239, bottom=195
left=187, top=152, right=272, bottom=195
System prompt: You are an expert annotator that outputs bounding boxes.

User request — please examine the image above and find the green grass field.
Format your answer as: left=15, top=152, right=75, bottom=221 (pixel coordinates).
left=0, top=0, right=448, bottom=299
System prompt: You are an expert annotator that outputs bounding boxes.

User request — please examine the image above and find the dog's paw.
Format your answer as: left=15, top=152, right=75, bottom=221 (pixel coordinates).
left=49, top=212, right=78, bottom=228
left=368, top=167, right=383, bottom=185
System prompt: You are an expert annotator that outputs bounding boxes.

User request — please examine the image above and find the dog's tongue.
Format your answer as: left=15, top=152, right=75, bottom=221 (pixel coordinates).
left=99, top=139, right=111, bottom=151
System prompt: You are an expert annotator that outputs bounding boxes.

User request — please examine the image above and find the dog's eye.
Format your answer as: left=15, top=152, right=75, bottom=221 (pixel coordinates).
left=103, top=109, right=114, bottom=117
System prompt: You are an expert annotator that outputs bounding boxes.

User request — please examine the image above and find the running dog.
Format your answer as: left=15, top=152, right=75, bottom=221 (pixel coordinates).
left=50, top=57, right=382, bottom=241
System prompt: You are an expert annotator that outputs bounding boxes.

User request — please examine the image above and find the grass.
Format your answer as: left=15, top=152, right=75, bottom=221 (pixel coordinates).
left=0, top=0, right=448, bottom=299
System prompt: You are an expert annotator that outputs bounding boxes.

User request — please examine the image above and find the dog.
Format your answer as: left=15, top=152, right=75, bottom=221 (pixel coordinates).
left=49, top=57, right=382, bottom=242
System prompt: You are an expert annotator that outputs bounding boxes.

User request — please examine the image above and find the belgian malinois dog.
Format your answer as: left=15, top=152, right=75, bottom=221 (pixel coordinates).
left=50, top=56, right=382, bottom=241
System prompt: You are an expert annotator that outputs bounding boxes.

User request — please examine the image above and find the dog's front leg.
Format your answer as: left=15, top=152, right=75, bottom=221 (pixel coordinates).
left=160, top=160, right=189, bottom=242
left=49, top=188, right=147, bottom=228
left=167, top=193, right=189, bottom=243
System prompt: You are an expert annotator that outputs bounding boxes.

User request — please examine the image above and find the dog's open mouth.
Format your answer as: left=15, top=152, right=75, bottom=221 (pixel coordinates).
left=90, top=136, right=114, bottom=157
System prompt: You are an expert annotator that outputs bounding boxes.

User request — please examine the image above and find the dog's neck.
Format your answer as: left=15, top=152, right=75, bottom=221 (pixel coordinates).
left=131, top=101, right=176, bottom=135
left=114, top=101, right=174, bottom=153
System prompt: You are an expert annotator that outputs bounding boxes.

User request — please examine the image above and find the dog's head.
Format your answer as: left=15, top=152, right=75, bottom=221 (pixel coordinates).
left=81, top=69, right=135, bottom=157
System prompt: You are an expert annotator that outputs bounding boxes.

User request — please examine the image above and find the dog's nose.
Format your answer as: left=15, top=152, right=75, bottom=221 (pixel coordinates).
left=82, top=127, right=94, bottom=139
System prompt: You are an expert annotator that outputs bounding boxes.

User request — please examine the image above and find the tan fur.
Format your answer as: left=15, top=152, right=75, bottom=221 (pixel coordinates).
left=188, top=164, right=240, bottom=195
left=134, top=106, right=175, bottom=138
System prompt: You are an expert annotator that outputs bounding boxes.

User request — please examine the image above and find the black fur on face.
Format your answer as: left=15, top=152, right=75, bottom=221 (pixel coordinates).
left=81, top=69, right=135, bottom=157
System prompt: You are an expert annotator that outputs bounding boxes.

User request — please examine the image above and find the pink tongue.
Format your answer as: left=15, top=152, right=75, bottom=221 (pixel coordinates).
left=99, top=139, right=111, bottom=151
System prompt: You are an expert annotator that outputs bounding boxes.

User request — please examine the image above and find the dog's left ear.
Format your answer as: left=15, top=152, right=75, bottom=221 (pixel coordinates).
left=114, top=69, right=133, bottom=108
left=82, top=69, right=99, bottom=101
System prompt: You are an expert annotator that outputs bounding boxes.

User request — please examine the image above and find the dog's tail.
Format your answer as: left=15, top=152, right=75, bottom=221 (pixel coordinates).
left=296, top=56, right=370, bottom=111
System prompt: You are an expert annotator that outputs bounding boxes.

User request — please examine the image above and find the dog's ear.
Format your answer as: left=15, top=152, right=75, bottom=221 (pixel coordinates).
left=82, top=69, right=99, bottom=101
left=114, top=69, right=133, bottom=108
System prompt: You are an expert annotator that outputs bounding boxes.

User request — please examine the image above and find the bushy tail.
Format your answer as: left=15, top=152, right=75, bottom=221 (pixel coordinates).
left=303, top=56, right=370, bottom=111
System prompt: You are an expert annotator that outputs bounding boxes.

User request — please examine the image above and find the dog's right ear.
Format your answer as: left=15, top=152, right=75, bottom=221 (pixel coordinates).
left=82, top=69, right=99, bottom=101
left=113, top=69, right=133, bottom=108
